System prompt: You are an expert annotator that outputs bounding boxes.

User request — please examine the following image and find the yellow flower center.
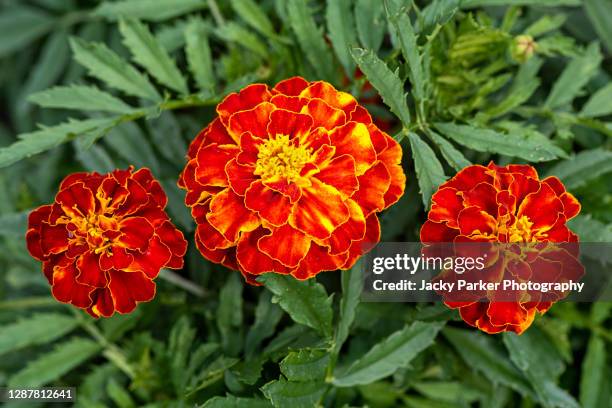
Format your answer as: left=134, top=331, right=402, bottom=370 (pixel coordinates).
left=254, top=135, right=312, bottom=182
left=507, top=215, right=535, bottom=243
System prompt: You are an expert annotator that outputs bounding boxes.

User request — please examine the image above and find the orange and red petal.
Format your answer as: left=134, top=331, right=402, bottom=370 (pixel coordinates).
left=315, top=155, right=359, bottom=198
left=217, top=83, right=272, bottom=127
left=267, top=109, right=313, bottom=139
left=195, top=143, right=238, bottom=186
left=40, top=222, right=69, bottom=255
left=88, top=287, right=115, bottom=318
left=292, top=243, right=349, bottom=280
left=236, top=228, right=291, bottom=275
left=329, top=122, right=376, bottom=175
left=128, top=236, right=172, bottom=278
left=51, top=263, right=94, bottom=308
left=108, top=270, right=156, bottom=314
left=289, top=178, right=350, bottom=240
left=76, top=251, right=108, bottom=287
left=342, top=214, right=380, bottom=270
left=117, top=217, right=154, bottom=250
left=325, top=199, right=366, bottom=255
left=299, top=81, right=357, bottom=115
left=132, top=168, right=167, bottom=208
left=244, top=180, right=293, bottom=226
left=457, top=206, right=498, bottom=237
left=429, top=187, right=463, bottom=227
left=56, top=181, right=95, bottom=217
left=420, top=220, right=459, bottom=243
left=225, top=158, right=256, bottom=195
left=273, top=76, right=309, bottom=96
left=258, top=223, right=311, bottom=268
left=207, top=188, right=260, bottom=242
left=302, top=99, right=347, bottom=130
left=270, top=94, right=309, bottom=112
left=517, top=183, right=563, bottom=230
left=351, top=162, right=391, bottom=217
left=228, top=102, right=275, bottom=140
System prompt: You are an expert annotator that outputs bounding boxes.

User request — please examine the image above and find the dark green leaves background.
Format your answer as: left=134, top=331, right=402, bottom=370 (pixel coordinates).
left=0, top=0, right=611, bottom=407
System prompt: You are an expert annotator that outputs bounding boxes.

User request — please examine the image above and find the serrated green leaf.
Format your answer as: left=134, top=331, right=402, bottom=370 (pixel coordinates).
left=107, top=378, right=136, bottom=408
left=418, top=0, right=461, bottom=33
left=104, top=121, right=160, bottom=174
left=503, top=328, right=577, bottom=408
left=156, top=20, right=189, bottom=53
left=351, top=47, right=411, bottom=127
left=545, top=148, right=612, bottom=190
left=443, top=327, right=533, bottom=397
left=70, top=38, right=161, bottom=101
left=408, top=132, right=446, bottom=209
left=245, top=291, right=284, bottom=357
left=94, top=0, right=208, bottom=22
left=545, top=42, right=602, bottom=109
left=75, top=143, right=116, bottom=173
left=258, top=274, right=333, bottom=338
left=0, top=117, right=117, bottom=169
left=0, top=313, right=79, bottom=356
left=462, top=0, right=581, bottom=6
left=333, top=321, right=444, bottom=387
left=580, top=83, right=612, bottom=117
left=568, top=215, right=612, bottom=243
left=147, top=111, right=186, bottom=163
left=388, top=5, right=425, bottom=102
left=334, top=261, right=363, bottom=355
left=584, top=0, right=612, bottom=52
left=217, top=273, right=244, bottom=355
left=261, top=379, right=326, bottom=408
left=287, top=0, right=335, bottom=80
left=119, top=18, right=188, bottom=94
left=215, top=22, right=268, bottom=58
left=485, top=57, right=541, bottom=118
left=525, top=14, right=566, bottom=37
left=434, top=122, right=566, bottom=162
left=326, top=0, right=357, bottom=76
left=0, top=6, right=55, bottom=57
left=280, top=349, right=330, bottom=382
left=203, top=395, right=272, bottom=408
left=29, top=85, right=133, bottom=114
left=355, top=0, right=385, bottom=52
left=185, top=18, right=215, bottom=93
left=428, top=130, right=471, bottom=171
left=580, top=335, right=609, bottom=408
left=231, top=0, right=276, bottom=39
left=9, top=338, right=101, bottom=388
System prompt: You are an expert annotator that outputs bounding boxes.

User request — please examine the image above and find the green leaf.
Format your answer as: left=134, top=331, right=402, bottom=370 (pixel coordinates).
left=9, top=338, right=101, bottom=387
left=584, top=0, right=612, bottom=52
left=333, top=321, right=444, bottom=387
left=231, top=0, right=277, bottom=39
left=545, top=148, right=612, bottom=190
left=485, top=57, right=541, bottom=118
left=462, top=0, right=581, bottom=6
left=215, top=22, right=268, bottom=58
left=245, top=291, right=284, bottom=357
left=351, top=47, right=411, bottom=127
left=28, top=85, right=133, bottom=114
left=434, top=122, right=566, bottom=162
left=258, top=274, right=333, bottom=338
left=0, top=313, right=79, bottom=356
left=203, top=395, right=272, bottom=408
left=147, top=111, right=187, bottom=163
left=287, top=0, right=335, bottom=80
left=217, top=273, right=244, bottom=355
left=388, top=5, right=425, bottom=102
left=261, top=379, right=326, bottom=408
left=185, top=18, right=215, bottom=93
left=524, top=14, right=566, bottom=37
left=443, top=327, right=533, bottom=397
left=408, top=132, right=446, bottom=209
left=107, top=378, right=136, bottom=408
left=428, top=130, right=471, bottom=171
left=104, top=121, right=160, bottom=175
left=334, top=261, right=363, bottom=354
left=580, top=83, right=612, bottom=117
left=70, top=38, right=161, bottom=101
left=280, top=349, right=330, bottom=382
left=545, top=42, right=602, bottom=109
left=418, top=0, right=461, bottom=32
left=580, top=335, right=609, bottom=408
left=119, top=18, right=188, bottom=95
left=0, top=117, right=117, bottom=169
left=0, top=211, right=29, bottom=237
left=504, top=328, right=577, bottom=408
left=355, top=0, right=385, bottom=52
left=568, top=215, right=612, bottom=243
left=94, top=0, right=208, bottom=22
left=0, top=6, right=55, bottom=57
left=326, top=0, right=357, bottom=76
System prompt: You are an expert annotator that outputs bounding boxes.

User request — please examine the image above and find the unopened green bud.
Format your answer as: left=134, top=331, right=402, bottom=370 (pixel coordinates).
left=511, top=35, right=537, bottom=63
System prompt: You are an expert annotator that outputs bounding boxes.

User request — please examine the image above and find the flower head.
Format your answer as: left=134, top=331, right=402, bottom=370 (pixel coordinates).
left=421, top=162, right=582, bottom=334
left=179, top=77, right=406, bottom=283
left=26, top=167, right=187, bottom=317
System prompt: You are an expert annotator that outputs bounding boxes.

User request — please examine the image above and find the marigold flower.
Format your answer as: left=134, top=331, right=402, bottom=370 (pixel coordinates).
left=421, top=162, right=582, bottom=334
left=179, top=77, right=406, bottom=283
left=26, top=167, right=188, bottom=317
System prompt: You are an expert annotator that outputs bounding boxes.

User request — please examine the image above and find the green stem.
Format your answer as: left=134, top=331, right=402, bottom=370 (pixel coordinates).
left=158, top=269, right=207, bottom=298
left=207, top=0, right=226, bottom=26
left=0, top=296, right=59, bottom=310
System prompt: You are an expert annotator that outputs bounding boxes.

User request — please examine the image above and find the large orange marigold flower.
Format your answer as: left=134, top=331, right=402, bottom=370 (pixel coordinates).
left=421, top=162, right=582, bottom=334
left=26, top=167, right=188, bottom=317
left=179, top=77, right=406, bottom=283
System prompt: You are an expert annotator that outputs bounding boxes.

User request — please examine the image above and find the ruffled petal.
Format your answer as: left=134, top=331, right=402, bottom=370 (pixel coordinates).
left=207, top=188, right=260, bottom=242
left=108, top=270, right=156, bottom=314
left=51, top=263, right=93, bottom=308
left=329, top=122, right=376, bottom=175
left=226, top=158, right=257, bottom=195
left=351, top=161, right=391, bottom=217
left=267, top=109, right=313, bottom=139
left=301, top=99, right=346, bottom=130
left=244, top=180, right=293, bottom=226
left=228, top=102, right=275, bottom=139
left=273, top=76, right=309, bottom=96
left=76, top=251, right=108, bottom=287
left=128, top=236, right=172, bottom=278
left=258, top=223, right=311, bottom=267
left=217, top=84, right=272, bottom=127
left=315, top=154, right=359, bottom=198
left=195, top=143, right=239, bottom=186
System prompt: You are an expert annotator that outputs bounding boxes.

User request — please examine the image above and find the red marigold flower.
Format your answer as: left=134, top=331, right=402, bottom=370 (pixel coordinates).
left=420, top=162, right=582, bottom=334
left=179, top=77, right=406, bottom=283
left=26, top=167, right=188, bottom=317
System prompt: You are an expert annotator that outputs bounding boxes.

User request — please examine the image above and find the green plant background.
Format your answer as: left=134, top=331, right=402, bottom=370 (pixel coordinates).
left=0, top=0, right=611, bottom=407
